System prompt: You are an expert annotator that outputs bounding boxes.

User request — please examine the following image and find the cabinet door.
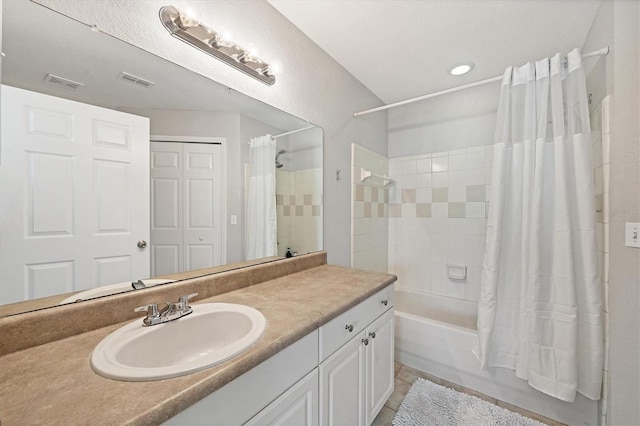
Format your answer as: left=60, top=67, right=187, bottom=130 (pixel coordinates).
left=365, top=309, right=394, bottom=425
left=246, top=369, right=318, bottom=426
left=319, top=332, right=367, bottom=426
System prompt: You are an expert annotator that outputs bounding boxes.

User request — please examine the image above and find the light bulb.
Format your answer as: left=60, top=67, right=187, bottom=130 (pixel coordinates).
left=184, top=8, right=197, bottom=20
left=448, top=63, right=474, bottom=76
left=248, top=45, right=260, bottom=58
left=269, top=60, right=283, bottom=76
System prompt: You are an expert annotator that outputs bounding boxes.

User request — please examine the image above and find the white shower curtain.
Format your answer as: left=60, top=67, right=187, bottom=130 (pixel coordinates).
left=245, top=135, right=277, bottom=260
left=477, top=48, right=603, bottom=402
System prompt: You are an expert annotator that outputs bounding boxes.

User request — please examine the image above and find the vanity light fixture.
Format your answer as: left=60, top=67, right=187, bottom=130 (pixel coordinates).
left=448, top=62, right=474, bottom=76
left=159, top=5, right=276, bottom=86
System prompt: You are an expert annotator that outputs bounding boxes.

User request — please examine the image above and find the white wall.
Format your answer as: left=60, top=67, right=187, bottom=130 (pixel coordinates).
left=285, top=128, right=323, bottom=171
left=388, top=82, right=499, bottom=158
left=582, top=1, right=640, bottom=424
left=32, top=0, right=388, bottom=267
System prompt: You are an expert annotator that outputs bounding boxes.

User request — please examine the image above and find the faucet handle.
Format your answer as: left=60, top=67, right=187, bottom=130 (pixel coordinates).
left=178, top=293, right=198, bottom=309
left=134, top=303, right=159, bottom=317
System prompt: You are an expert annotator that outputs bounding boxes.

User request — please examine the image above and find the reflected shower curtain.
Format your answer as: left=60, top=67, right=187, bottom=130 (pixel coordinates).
left=477, top=49, right=603, bottom=402
left=245, top=135, right=277, bottom=260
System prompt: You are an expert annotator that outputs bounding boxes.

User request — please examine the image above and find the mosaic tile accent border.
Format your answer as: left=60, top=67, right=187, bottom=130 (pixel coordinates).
left=276, top=193, right=321, bottom=217
left=389, top=186, right=489, bottom=218
left=354, top=184, right=389, bottom=218
left=388, top=146, right=492, bottom=219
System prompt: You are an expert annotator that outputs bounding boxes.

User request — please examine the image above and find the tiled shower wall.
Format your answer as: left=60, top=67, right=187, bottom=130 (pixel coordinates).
left=276, top=168, right=323, bottom=257
left=351, top=144, right=389, bottom=273
left=388, top=146, right=493, bottom=305
left=593, top=96, right=611, bottom=426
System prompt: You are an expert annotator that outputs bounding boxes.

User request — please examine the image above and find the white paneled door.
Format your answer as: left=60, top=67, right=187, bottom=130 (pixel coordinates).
left=150, top=140, right=224, bottom=276
left=0, top=85, right=150, bottom=304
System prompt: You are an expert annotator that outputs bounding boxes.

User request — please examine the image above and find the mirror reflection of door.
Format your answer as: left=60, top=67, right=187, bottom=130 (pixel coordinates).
left=150, top=138, right=225, bottom=276
left=0, top=85, right=150, bottom=305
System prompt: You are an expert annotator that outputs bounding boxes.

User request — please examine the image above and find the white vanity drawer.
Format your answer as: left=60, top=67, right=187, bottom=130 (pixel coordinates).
left=319, top=285, right=393, bottom=362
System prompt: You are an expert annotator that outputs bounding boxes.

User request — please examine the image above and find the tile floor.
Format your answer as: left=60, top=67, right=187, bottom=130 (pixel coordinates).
left=372, top=362, right=566, bottom=426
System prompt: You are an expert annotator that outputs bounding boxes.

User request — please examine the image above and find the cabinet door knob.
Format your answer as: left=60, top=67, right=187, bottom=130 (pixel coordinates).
left=381, top=299, right=388, bottom=306
left=362, top=338, right=369, bottom=346
left=345, top=324, right=354, bottom=333
left=369, top=331, right=376, bottom=339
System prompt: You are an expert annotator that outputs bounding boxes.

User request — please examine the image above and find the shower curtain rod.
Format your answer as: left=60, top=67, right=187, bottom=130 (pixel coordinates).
left=353, top=46, right=610, bottom=118
left=271, top=124, right=316, bottom=139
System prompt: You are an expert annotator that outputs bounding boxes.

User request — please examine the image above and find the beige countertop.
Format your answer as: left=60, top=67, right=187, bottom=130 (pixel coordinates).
left=0, top=264, right=396, bottom=425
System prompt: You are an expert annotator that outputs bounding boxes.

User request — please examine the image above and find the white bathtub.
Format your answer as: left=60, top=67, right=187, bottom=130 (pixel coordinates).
left=394, top=290, right=598, bottom=426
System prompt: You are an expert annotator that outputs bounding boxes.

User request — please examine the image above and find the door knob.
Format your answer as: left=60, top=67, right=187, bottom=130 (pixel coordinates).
left=137, top=240, right=147, bottom=249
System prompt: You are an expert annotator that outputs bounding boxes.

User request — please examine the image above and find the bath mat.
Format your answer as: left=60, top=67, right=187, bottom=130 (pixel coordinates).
left=393, top=378, right=546, bottom=426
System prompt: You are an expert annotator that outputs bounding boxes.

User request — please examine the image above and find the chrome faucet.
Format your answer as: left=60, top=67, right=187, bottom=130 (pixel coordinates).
left=134, top=293, right=198, bottom=326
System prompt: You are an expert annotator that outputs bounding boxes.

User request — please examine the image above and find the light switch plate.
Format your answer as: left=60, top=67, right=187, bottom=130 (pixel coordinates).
left=230, top=215, right=238, bottom=225
left=625, top=222, right=640, bottom=248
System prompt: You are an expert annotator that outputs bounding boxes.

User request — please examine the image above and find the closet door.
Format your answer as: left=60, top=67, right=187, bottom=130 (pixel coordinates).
left=1, top=85, right=150, bottom=304
left=150, top=141, right=223, bottom=276
left=150, top=142, right=183, bottom=276
left=182, top=143, right=223, bottom=271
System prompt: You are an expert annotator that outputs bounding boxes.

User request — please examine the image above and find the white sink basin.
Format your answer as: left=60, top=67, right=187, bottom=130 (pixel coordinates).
left=91, top=303, right=267, bottom=381
left=59, top=279, right=175, bottom=305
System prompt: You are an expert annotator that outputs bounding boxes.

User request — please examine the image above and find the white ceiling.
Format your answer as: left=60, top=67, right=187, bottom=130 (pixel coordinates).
left=269, top=0, right=602, bottom=104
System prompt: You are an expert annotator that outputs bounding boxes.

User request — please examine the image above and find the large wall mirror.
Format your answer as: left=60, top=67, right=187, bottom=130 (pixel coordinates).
left=0, top=0, right=323, bottom=316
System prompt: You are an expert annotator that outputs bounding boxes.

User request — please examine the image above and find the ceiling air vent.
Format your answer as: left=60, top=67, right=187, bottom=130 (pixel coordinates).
left=44, top=73, right=84, bottom=90
left=118, top=71, right=155, bottom=88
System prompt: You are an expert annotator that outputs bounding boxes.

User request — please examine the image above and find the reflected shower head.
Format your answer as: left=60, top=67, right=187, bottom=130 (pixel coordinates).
left=275, top=149, right=286, bottom=168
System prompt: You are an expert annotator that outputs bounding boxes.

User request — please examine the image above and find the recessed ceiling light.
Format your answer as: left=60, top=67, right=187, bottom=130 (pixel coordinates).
left=448, top=63, right=475, bottom=76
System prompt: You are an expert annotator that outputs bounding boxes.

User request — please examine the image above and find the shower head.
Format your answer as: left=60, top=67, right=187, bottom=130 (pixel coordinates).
left=275, top=149, right=287, bottom=168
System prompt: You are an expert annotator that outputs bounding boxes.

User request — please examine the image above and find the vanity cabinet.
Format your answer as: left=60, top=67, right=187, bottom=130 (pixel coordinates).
left=319, top=308, right=394, bottom=426
left=164, top=285, right=393, bottom=426
left=365, top=309, right=394, bottom=424
left=164, top=331, right=319, bottom=426
left=246, top=369, right=319, bottom=425
left=319, top=327, right=367, bottom=425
